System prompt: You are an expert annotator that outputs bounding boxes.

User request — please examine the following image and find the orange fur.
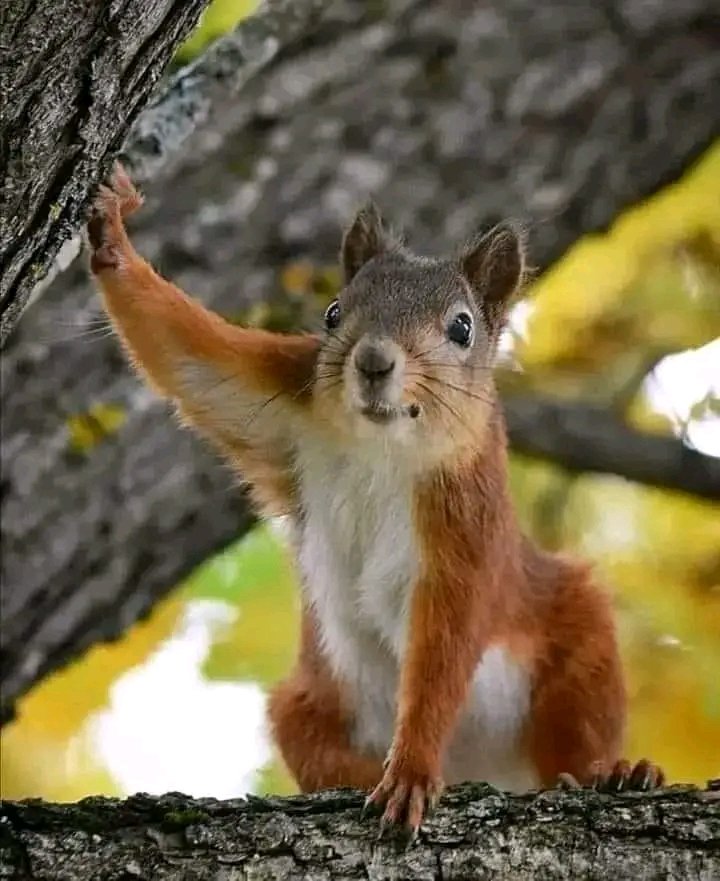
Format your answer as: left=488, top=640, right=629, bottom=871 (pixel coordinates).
left=90, top=167, right=318, bottom=516
left=365, top=417, right=629, bottom=822
left=89, top=166, right=659, bottom=837
left=367, top=424, right=519, bottom=823
left=526, top=556, right=627, bottom=784
left=268, top=608, right=384, bottom=790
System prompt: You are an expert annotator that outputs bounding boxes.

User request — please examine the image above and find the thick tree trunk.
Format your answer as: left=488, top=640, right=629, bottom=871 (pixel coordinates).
left=0, top=0, right=214, bottom=345
left=2, top=0, right=719, bottom=721
left=1, top=785, right=718, bottom=880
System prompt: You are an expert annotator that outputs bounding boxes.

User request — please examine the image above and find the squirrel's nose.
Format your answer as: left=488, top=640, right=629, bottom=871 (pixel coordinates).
left=354, top=341, right=396, bottom=381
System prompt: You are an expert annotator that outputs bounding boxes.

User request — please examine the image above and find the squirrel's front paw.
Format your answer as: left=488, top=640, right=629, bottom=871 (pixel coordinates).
left=87, top=162, right=143, bottom=273
left=557, top=758, right=665, bottom=793
left=591, top=758, right=665, bottom=792
left=364, top=757, right=443, bottom=841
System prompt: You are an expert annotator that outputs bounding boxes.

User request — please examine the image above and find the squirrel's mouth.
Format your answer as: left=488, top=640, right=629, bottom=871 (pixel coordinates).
left=360, top=402, right=397, bottom=424
left=359, top=402, right=420, bottom=424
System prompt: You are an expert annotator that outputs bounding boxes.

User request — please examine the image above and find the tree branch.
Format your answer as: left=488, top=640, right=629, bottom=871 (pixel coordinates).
left=505, top=395, right=720, bottom=501
left=1, top=785, right=718, bottom=880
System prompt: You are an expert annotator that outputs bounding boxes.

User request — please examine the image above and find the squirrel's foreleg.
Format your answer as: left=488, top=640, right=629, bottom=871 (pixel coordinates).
left=88, top=165, right=319, bottom=456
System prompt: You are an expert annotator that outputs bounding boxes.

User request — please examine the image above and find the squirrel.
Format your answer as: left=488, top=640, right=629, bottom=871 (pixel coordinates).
left=87, top=163, right=664, bottom=836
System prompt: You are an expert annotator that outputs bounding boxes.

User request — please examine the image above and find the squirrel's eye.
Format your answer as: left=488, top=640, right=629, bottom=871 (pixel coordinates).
left=324, top=299, right=341, bottom=331
left=447, top=312, right=473, bottom=347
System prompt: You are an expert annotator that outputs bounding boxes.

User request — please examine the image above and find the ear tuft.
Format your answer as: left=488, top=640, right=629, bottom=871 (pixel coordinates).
left=341, top=201, right=388, bottom=282
left=458, top=221, right=526, bottom=309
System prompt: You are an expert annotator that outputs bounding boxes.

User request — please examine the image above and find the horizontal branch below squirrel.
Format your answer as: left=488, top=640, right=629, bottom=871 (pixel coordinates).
left=2, top=784, right=719, bottom=880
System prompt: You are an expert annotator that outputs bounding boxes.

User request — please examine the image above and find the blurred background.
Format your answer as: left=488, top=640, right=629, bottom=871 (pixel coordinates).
left=1, top=0, right=718, bottom=801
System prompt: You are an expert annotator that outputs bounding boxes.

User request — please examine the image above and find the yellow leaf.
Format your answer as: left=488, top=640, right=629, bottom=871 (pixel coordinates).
left=280, top=261, right=316, bottom=297
left=175, top=0, right=259, bottom=64
left=67, top=403, right=127, bottom=453
left=522, top=143, right=720, bottom=370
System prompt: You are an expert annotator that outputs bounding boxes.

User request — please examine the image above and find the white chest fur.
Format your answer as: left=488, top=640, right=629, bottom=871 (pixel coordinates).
left=296, top=436, right=416, bottom=661
left=294, top=435, right=537, bottom=792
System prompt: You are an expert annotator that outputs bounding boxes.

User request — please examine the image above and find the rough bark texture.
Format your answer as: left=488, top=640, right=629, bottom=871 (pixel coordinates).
left=2, top=0, right=720, bottom=721
left=1, top=785, right=718, bottom=880
left=0, top=0, right=215, bottom=345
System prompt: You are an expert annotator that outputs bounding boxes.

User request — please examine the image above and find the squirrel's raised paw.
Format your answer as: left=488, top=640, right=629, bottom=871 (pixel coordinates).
left=557, top=758, right=665, bottom=793
left=99, top=161, right=144, bottom=219
left=87, top=162, right=143, bottom=273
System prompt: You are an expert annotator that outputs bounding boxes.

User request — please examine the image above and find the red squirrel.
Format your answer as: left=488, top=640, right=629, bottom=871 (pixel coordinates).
left=87, top=164, right=663, bottom=835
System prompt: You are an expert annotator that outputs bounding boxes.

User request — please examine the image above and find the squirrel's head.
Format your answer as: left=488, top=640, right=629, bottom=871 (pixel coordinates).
left=314, top=203, right=526, bottom=454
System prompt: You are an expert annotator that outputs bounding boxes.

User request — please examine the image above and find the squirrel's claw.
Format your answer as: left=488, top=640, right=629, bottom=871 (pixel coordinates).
left=616, top=758, right=665, bottom=792
left=87, top=161, right=143, bottom=273
left=364, top=764, right=442, bottom=843
left=404, top=823, right=419, bottom=850
left=557, top=759, right=665, bottom=794
left=102, top=161, right=144, bottom=219
left=593, top=758, right=666, bottom=793
left=361, top=793, right=381, bottom=820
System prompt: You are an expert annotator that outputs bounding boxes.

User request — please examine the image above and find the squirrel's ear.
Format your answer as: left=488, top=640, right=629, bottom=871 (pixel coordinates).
left=458, top=221, right=526, bottom=313
left=341, top=202, right=388, bottom=283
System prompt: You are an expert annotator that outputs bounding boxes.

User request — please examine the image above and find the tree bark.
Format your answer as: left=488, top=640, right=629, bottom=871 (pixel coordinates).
left=2, top=0, right=719, bottom=721
left=504, top=396, right=720, bottom=501
left=0, top=0, right=215, bottom=345
left=1, top=785, right=718, bottom=880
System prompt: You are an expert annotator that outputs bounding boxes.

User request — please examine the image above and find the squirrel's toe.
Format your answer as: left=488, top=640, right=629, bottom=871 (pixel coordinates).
left=108, top=161, right=144, bottom=218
